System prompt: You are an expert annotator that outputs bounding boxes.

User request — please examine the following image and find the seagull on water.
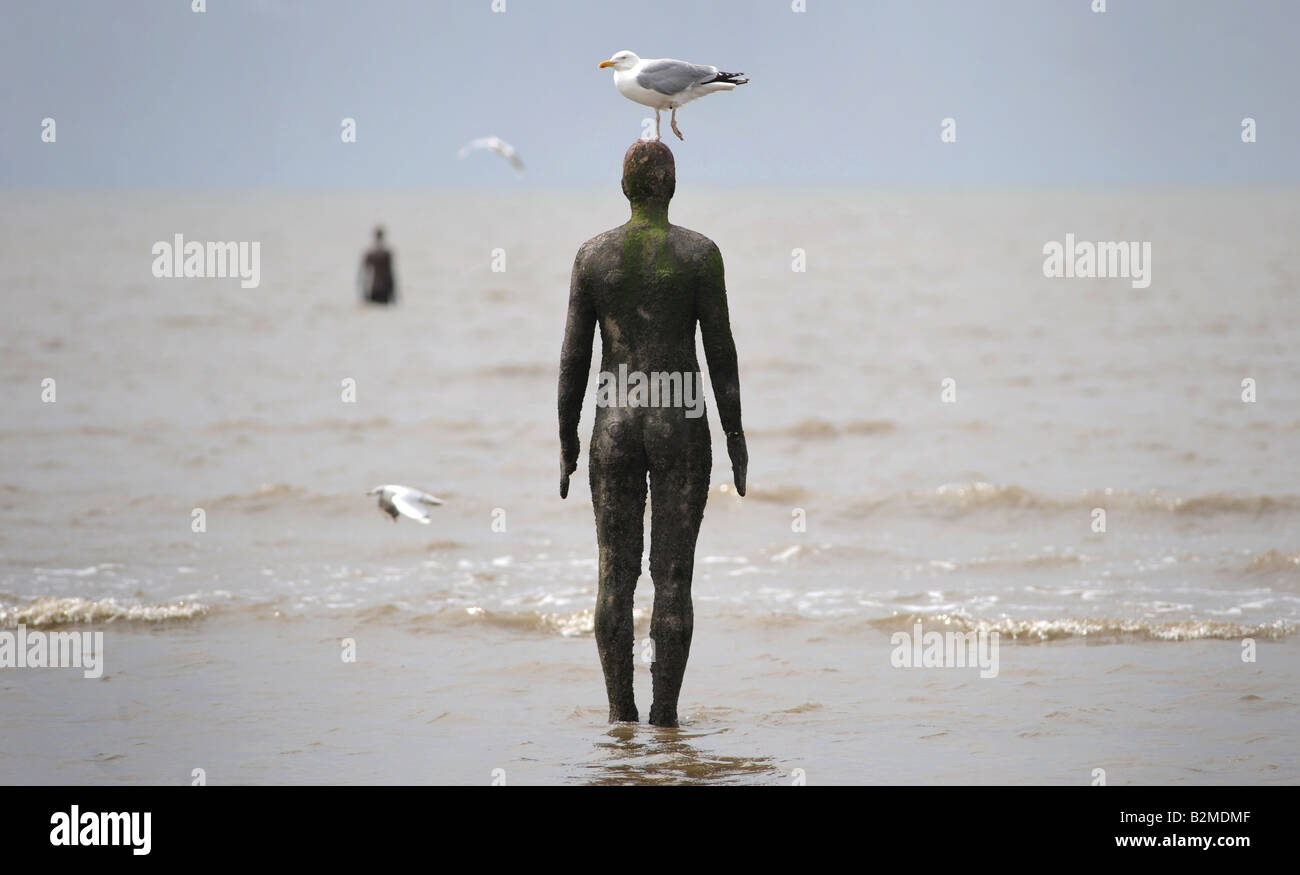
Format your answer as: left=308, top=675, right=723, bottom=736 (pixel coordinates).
left=456, top=136, right=525, bottom=174
left=368, top=485, right=444, bottom=524
left=599, top=50, right=748, bottom=141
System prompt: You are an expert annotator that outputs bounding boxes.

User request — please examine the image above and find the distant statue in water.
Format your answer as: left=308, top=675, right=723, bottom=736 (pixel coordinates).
left=359, top=226, right=396, bottom=305
left=558, top=140, right=747, bottom=727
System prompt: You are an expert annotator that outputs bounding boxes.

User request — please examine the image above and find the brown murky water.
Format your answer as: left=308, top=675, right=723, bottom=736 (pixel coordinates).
left=1, top=189, right=1297, bottom=783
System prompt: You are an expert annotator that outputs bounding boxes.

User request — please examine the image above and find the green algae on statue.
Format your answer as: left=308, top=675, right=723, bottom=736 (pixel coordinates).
left=558, top=140, right=747, bottom=727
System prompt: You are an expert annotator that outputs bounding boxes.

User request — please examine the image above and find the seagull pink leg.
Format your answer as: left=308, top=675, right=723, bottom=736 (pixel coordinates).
left=655, top=110, right=661, bottom=140
left=670, top=107, right=683, bottom=141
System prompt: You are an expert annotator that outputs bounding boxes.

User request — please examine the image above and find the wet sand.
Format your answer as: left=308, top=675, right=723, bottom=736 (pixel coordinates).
left=3, top=610, right=1295, bottom=785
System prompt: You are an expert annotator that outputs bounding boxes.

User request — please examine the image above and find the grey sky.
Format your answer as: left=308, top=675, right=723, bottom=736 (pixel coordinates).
left=2, top=0, right=1295, bottom=188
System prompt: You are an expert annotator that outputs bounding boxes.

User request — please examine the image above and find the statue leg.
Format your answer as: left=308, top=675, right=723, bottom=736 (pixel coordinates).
left=589, top=427, right=648, bottom=722
left=646, top=432, right=711, bottom=727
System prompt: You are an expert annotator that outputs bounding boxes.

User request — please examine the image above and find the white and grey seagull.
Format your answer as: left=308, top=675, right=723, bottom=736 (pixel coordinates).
left=367, top=485, right=444, bottom=524
left=456, top=136, right=525, bottom=174
left=598, top=50, right=748, bottom=141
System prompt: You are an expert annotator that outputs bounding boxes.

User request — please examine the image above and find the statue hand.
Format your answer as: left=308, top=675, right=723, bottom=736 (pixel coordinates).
left=560, top=435, right=580, bottom=499
left=726, top=431, right=747, bottom=497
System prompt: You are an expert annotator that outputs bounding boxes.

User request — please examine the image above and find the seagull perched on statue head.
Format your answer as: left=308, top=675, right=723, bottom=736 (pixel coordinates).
left=598, top=50, right=748, bottom=141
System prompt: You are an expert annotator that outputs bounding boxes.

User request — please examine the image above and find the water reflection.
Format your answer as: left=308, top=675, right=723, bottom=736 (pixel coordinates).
left=582, top=723, right=781, bottom=785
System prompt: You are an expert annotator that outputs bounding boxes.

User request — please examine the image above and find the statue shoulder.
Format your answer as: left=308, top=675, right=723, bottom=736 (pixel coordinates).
left=669, top=226, right=723, bottom=269
left=574, top=228, right=627, bottom=270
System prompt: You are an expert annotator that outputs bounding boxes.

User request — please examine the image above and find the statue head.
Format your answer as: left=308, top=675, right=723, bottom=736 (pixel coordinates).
left=621, top=140, right=675, bottom=208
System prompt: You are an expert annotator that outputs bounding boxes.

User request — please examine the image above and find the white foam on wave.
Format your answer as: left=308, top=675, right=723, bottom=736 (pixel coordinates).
left=0, top=596, right=209, bottom=628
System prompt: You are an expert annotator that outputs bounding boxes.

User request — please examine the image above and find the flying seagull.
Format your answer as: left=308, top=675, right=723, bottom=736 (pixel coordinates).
left=456, top=136, right=525, bottom=174
left=598, top=50, right=748, bottom=141
left=368, top=485, right=444, bottom=524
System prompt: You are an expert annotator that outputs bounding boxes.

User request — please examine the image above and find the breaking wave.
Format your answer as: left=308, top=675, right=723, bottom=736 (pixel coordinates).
left=0, top=597, right=210, bottom=629
left=1245, top=550, right=1300, bottom=573
left=359, top=602, right=1295, bottom=643
left=866, top=613, right=1295, bottom=642
left=847, top=482, right=1300, bottom=518
left=356, top=603, right=647, bottom=638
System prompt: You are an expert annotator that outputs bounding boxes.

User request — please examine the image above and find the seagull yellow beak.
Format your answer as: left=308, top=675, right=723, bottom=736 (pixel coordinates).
left=598, top=60, right=614, bottom=69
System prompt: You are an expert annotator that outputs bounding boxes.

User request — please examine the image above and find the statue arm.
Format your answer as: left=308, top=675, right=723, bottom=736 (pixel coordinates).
left=558, top=248, right=596, bottom=498
left=697, top=242, right=747, bottom=495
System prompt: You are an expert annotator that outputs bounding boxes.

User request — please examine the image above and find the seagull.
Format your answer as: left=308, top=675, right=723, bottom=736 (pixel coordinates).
left=367, top=485, right=444, bottom=524
left=456, top=136, right=525, bottom=174
left=598, top=50, right=748, bottom=141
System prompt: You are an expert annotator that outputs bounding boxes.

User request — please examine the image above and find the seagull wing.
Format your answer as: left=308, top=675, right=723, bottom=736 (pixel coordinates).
left=636, top=59, right=720, bottom=95
left=389, top=491, right=434, bottom=523
left=459, top=136, right=523, bottom=173
left=412, top=490, right=445, bottom=506
left=457, top=137, right=498, bottom=159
